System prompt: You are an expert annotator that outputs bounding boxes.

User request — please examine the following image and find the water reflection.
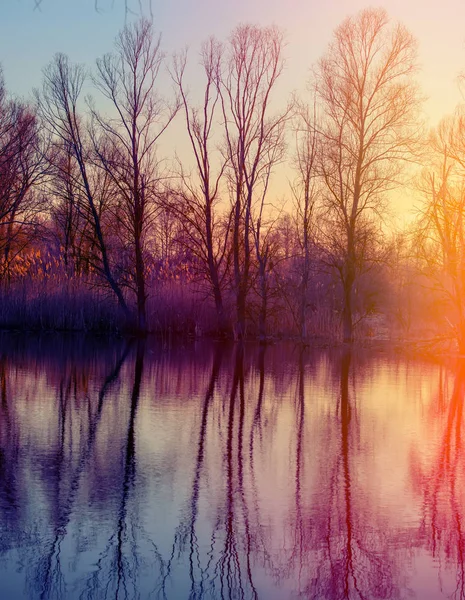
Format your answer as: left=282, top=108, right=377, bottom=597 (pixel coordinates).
left=412, top=362, right=465, bottom=600
left=0, top=335, right=462, bottom=598
left=296, top=350, right=404, bottom=600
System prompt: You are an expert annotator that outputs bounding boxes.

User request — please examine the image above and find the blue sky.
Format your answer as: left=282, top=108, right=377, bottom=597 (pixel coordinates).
left=2, top=0, right=465, bottom=122
left=2, top=0, right=465, bottom=218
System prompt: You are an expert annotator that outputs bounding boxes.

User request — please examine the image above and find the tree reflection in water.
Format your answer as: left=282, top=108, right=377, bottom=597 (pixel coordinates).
left=0, top=336, right=462, bottom=599
left=279, top=350, right=406, bottom=600
left=304, top=350, right=400, bottom=600
left=412, top=361, right=465, bottom=600
left=156, top=343, right=259, bottom=600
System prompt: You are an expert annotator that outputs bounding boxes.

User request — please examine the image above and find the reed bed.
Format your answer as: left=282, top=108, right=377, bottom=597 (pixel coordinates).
left=0, top=253, right=381, bottom=340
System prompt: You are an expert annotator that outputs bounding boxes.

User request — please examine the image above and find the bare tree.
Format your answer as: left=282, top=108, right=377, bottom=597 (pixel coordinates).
left=0, top=68, right=47, bottom=280
left=36, top=53, right=130, bottom=317
left=219, top=24, right=291, bottom=340
left=91, top=18, right=179, bottom=332
left=251, top=160, right=284, bottom=342
left=290, top=101, right=320, bottom=343
left=171, top=39, right=230, bottom=334
left=314, top=8, right=420, bottom=342
left=415, top=113, right=465, bottom=351
left=48, top=142, right=84, bottom=275
left=48, top=140, right=118, bottom=278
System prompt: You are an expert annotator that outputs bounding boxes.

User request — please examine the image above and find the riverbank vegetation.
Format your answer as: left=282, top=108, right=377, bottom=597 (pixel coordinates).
left=1, top=8, right=465, bottom=348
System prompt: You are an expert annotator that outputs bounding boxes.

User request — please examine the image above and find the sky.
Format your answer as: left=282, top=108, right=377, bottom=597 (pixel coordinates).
left=2, top=0, right=465, bottom=217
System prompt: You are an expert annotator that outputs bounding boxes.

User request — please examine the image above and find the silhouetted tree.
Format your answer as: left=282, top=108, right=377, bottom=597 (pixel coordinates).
left=219, top=24, right=290, bottom=340
left=415, top=112, right=465, bottom=351
left=0, top=68, right=47, bottom=280
left=171, top=39, right=230, bottom=334
left=36, top=54, right=130, bottom=316
left=91, top=18, right=179, bottom=332
left=314, top=8, right=420, bottom=341
left=291, top=102, right=320, bottom=342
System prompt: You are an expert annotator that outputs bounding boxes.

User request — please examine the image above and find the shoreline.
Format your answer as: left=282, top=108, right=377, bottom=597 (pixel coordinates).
left=0, top=328, right=458, bottom=360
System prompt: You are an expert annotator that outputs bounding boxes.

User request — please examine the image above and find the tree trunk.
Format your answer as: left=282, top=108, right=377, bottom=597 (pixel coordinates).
left=235, top=285, right=247, bottom=341
left=237, top=195, right=252, bottom=340
left=233, top=190, right=249, bottom=341
left=258, top=262, right=267, bottom=344
left=342, top=270, right=354, bottom=343
left=300, top=262, right=309, bottom=344
left=76, top=153, right=130, bottom=321
left=134, top=228, right=147, bottom=334
left=206, top=205, right=227, bottom=334
left=213, top=282, right=227, bottom=335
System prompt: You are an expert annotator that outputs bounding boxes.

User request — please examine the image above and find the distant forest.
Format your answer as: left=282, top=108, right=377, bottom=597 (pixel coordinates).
left=1, top=8, right=464, bottom=347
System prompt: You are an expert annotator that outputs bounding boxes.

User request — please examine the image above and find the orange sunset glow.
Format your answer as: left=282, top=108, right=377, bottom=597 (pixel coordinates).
left=2, top=3, right=465, bottom=599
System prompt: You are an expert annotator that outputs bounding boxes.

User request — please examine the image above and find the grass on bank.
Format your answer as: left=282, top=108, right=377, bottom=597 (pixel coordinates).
left=0, top=275, right=345, bottom=339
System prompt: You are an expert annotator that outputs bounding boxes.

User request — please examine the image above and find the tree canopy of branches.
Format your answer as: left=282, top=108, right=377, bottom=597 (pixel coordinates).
left=0, top=68, right=46, bottom=281
left=0, top=9, right=442, bottom=342
left=290, top=102, right=320, bottom=342
left=314, top=7, right=420, bottom=341
left=91, top=18, right=179, bottom=331
left=220, top=24, right=290, bottom=340
left=171, top=39, right=230, bottom=334
left=415, top=112, right=465, bottom=351
left=36, top=53, right=130, bottom=317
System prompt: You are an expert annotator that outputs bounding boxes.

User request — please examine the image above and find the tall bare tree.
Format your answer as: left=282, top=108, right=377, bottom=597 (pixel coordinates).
left=36, top=53, right=129, bottom=316
left=49, top=140, right=117, bottom=277
left=415, top=113, right=465, bottom=351
left=48, top=142, right=83, bottom=275
left=251, top=157, right=283, bottom=342
left=91, top=18, right=179, bottom=332
left=171, top=39, right=230, bottom=334
left=315, top=8, right=420, bottom=341
left=220, top=24, right=290, bottom=340
left=291, top=102, right=320, bottom=342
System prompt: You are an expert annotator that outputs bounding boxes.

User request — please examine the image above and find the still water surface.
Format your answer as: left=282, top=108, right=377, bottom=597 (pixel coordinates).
left=0, top=334, right=463, bottom=599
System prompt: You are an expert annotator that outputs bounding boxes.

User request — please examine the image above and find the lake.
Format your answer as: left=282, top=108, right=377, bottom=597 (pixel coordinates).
left=0, top=334, right=463, bottom=599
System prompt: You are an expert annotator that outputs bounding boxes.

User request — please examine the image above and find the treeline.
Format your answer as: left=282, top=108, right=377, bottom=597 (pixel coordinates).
left=1, top=8, right=464, bottom=346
